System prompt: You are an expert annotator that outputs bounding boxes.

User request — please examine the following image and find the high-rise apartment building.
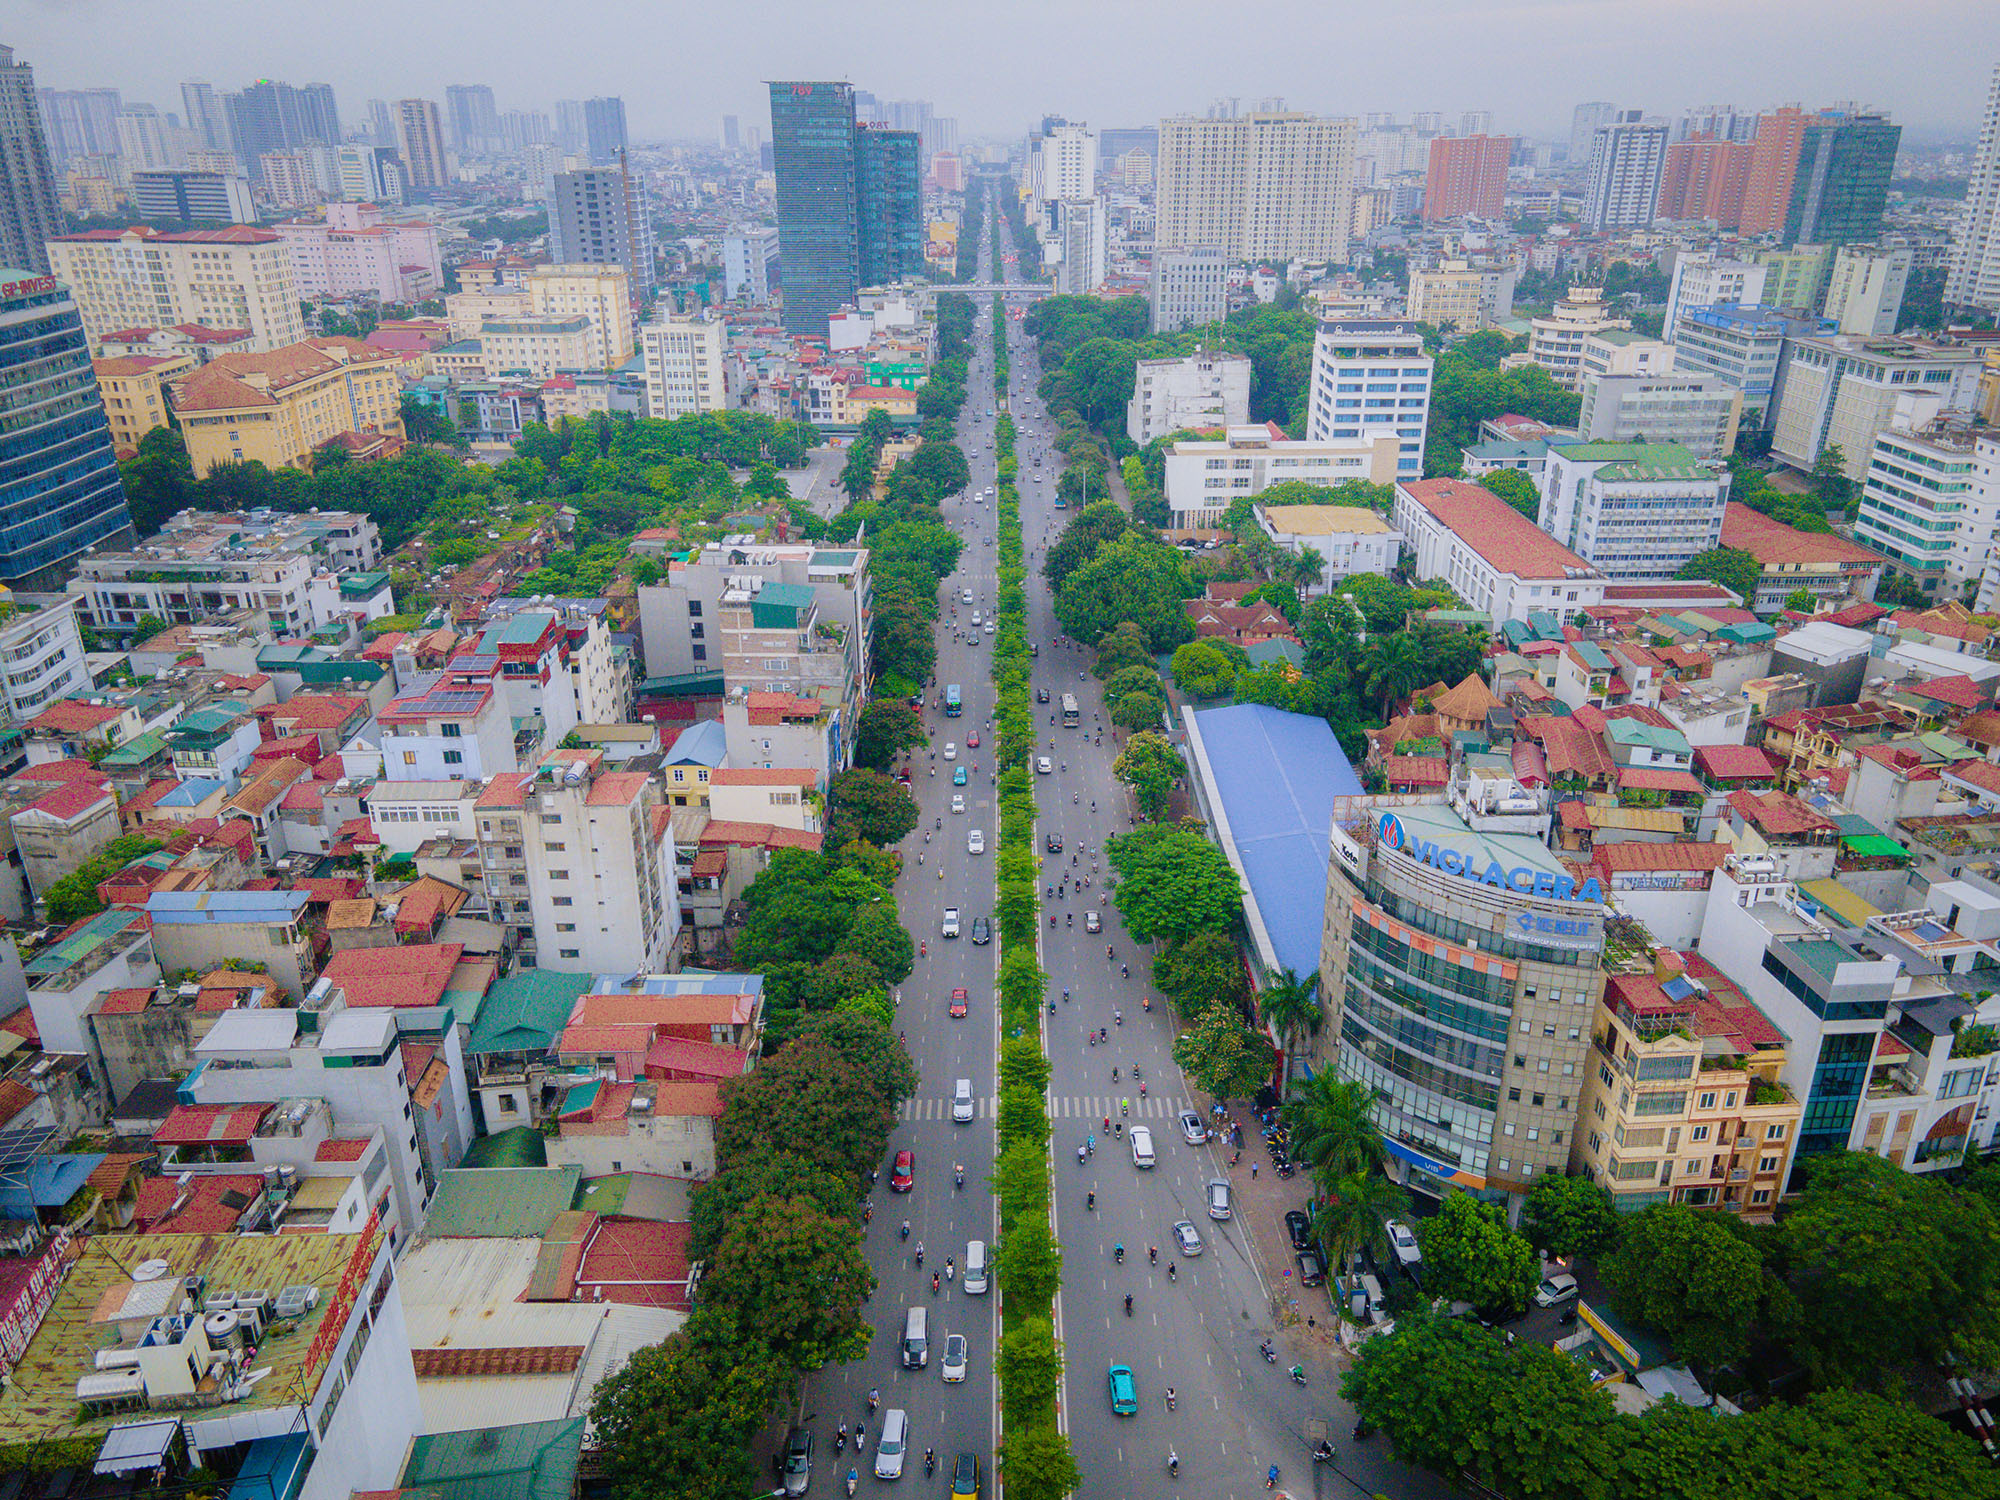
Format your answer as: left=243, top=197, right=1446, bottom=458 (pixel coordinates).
left=130, top=169, right=256, bottom=224
left=444, top=84, right=498, bottom=156
left=640, top=312, right=726, bottom=418
left=1738, top=107, right=1809, bottom=236
left=1582, top=113, right=1668, bottom=230
left=116, top=106, right=175, bottom=173
left=258, top=151, right=319, bottom=210
left=223, top=80, right=337, bottom=184
left=1148, top=247, right=1228, bottom=334
left=769, top=81, right=860, bottom=338
left=723, top=226, right=780, bottom=302
left=1422, top=134, right=1511, bottom=221
left=1051, top=198, right=1108, bottom=296
left=549, top=167, right=654, bottom=306
left=1156, top=111, right=1357, bottom=263
left=528, top=264, right=634, bottom=368
left=1784, top=112, right=1900, bottom=247
left=1030, top=121, right=1096, bottom=213
left=180, top=80, right=229, bottom=152
left=395, top=98, right=449, bottom=192
left=1569, top=101, right=1620, bottom=167
left=1821, top=245, right=1911, bottom=336
left=1304, top=318, right=1432, bottom=477
left=722, top=114, right=741, bottom=151
left=554, top=99, right=587, bottom=153
left=46, top=225, right=306, bottom=352
left=1771, top=333, right=1985, bottom=480
left=1853, top=412, right=1981, bottom=595
left=0, top=47, right=63, bottom=276
left=584, top=97, right=629, bottom=165
left=1408, top=261, right=1517, bottom=331
left=498, top=109, right=550, bottom=152
left=0, top=273, right=136, bottom=588
left=855, top=127, right=922, bottom=286
left=1655, top=133, right=1750, bottom=224
left=336, top=143, right=388, bottom=202
left=35, top=86, right=120, bottom=166
left=1948, top=64, right=2000, bottom=316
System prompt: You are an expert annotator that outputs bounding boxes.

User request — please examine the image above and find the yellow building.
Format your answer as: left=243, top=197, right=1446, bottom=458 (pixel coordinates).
left=46, top=225, right=306, bottom=354
left=92, top=351, right=196, bottom=455
left=1408, top=260, right=1516, bottom=332
left=168, top=337, right=405, bottom=477
left=526, top=264, right=634, bottom=368
left=831, top=382, right=919, bottom=425
left=1572, top=949, right=1802, bottom=1217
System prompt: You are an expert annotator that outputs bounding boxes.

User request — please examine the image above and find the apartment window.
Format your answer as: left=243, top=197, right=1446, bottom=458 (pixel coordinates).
left=498, top=1096, right=518, bottom=1114
left=546, top=841, right=566, bottom=852
left=403, top=752, right=417, bottom=766
left=1752, top=1189, right=1772, bottom=1205
left=1765, top=1123, right=1786, bottom=1140
left=550, top=869, right=569, bottom=880
left=557, top=922, right=576, bottom=932
left=552, top=895, right=573, bottom=906
left=560, top=948, right=581, bottom=959
left=1698, top=1092, right=1717, bottom=1110
left=1532, top=1093, right=1545, bottom=1108
left=442, top=750, right=462, bottom=765
left=440, top=722, right=462, bottom=738
left=1508, top=1088, right=1521, bottom=1102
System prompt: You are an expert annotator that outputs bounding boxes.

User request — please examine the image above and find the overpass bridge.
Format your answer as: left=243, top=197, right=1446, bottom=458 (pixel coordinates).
left=949, top=282, right=1055, bottom=298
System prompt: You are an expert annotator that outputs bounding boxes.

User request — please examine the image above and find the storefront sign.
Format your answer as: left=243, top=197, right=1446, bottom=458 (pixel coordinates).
left=1377, top=810, right=1604, bottom=906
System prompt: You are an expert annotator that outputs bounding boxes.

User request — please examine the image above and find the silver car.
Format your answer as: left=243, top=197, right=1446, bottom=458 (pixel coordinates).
left=941, top=1333, right=968, bottom=1382
left=1206, top=1179, right=1231, bottom=1221
left=1173, top=1219, right=1204, bottom=1257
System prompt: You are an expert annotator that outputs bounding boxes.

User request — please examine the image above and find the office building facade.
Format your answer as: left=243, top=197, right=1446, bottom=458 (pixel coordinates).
left=1771, top=333, right=1985, bottom=480
left=1948, top=63, right=2000, bottom=316
left=1148, top=247, right=1228, bottom=334
left=640, top=313, right=726, bottom=419
left=1540, top=442, right=1730, bottom=582
left=1423, top=134, right=1511, bottom=221
left=1051, top=197, right=1108, bottom=296
left=1673, top=304, right=1812, bottom=424
left=1304, top=319, right=1432, bottom=477
left=0, top=273, right=136, bottom=588
left=548, top=168, right=653, bottom=306
left=1407, top=261, right=1516, bottom=332
left=1577, top=373, right=1743, bottom=459
left=584, top=97, right=629, bottom=165
left=0, top=47, right=63, bottom=276
left=1784, top=113, right=1900, bottom=247
left=1127, top=350, right=1251, bottom=446
left=1663, top=252, right=1768, bottom=337
left=1156, top=111, right=1357, bottom=263
left=1582, top=114, right=1669, bottom=231
left=131, top=169, right=255, bottom=225
left=47, top=225, right=305, bottom=353
left=223, top=80, right=337, bottom=184
left=855, top=126, right=922, bottom=286
left=769, top=81, right=860, bottom=338
left=723, top=226, right=779, bottom=303
left=1852, top=416, right=1982, bottom=593
left=396, top=99, right=449, bottom=192
left=180, top=79, right=229, bottom=152
left=1821, top=244, right=1911, bottom=336
left=444, top=84, right=498, bottom=156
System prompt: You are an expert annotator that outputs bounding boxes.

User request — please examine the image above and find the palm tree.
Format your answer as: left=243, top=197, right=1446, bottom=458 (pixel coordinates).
left=1312, top=1170, right=1410, bottom=1278
left=1257, top=967, right=1322, bottom=1091
left=1283, top=1075, right=1385, bottom=1186
left=1289, top=547, right=1326, bottom=595
left=1364, top=633, right=1427, bottom=720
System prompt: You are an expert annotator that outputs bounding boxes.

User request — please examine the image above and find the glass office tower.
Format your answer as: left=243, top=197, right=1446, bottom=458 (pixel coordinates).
left=856, top=126, right=923, bottom=286
left=768, top=82, right=859, bottom=339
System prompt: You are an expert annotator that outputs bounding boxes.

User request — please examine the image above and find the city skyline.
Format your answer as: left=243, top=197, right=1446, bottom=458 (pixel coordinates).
left=13, top=0, right=2000, bottom=144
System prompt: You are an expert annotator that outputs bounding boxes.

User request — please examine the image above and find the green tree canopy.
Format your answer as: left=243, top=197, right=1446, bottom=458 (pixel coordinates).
left=853, top=700, right=926, bottom=771
left=714, top=1034, right=896, bottom=1179
left=1054, top=533, right=1196, bottom=652
left=1521, top=1172, right=1622, bottom=1261
left=827, top=768, right=919, bottom=850
left=1478, top=467, right=1542, bottom=521
left=1602, top=1203, right=1764, bottom=1368
left=1106, top=824, right=1243, bottom=943
left=1676, top=545, right=1763, bottom=604
left=1173, top=997, right=1278, bottom=1101
left=1112, top=731, right=1186, bottom=821
left=699, top=1191, right=875, bottom=1368
left=1152, top=929, right=1250, bottom=1020
left=1419, top=1192, right=1540, bottom=1316
left=1169, top=639, right=1239, bottom=698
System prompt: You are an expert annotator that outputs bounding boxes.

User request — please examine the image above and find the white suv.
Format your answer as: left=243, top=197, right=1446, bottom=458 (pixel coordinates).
left=967, top=828, right=986, bottom=855
left=942, top=908, right=961, bottom=939
left=953, top=1078, right=975, bottom=1124
left=1130, top=1126, right=1155, bottom=1168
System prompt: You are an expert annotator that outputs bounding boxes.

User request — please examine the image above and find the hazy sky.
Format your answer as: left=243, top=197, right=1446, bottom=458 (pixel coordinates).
left=16, top=0, right=2000, bottom=143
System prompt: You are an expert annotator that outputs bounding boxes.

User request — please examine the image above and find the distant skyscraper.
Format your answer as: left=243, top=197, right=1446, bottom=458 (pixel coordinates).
left=366, top=98, right=397, bottom=148
left=0, top=274, right=136, bottom=587
left=117, top=107, right=175, bottom=172
left=856, top=126, right=922, bottom=286
left=1783, top=112, right=1900, bottom=247
left=1582, top=113, right=1668, bottom=230
left=1738, top=107, right=1809, bottom=237
left=36, top=86, right=121, bottom=165
left=1459, top=110, right=1494, bottom=138
left=549, top=165, right=654, bottom=302
left=1423, top=134, right=1511, bottom=221
left=1948, top=64, right=2000, bottom=316
left=224, top=79, right=338, bottom=183
left=769, top=80, right=860, bottom=337
left=584, top=97, right=628, bottom=165
left=1656, top=133, right=1751, bottom=224
left=181, top=80, right=229, bottom=152
left=554, top=99, right=587, bottom=153
left=722, top=114, right=741, bottom=151
left=0, top=46, right=63, bottom=274
left=1569, top=101, right=1619, bottom=167
left=445, top=84, right=499, bottom=156
left=1156, top=111, right=1357, bottom=263
left=499, top=109, right=551, bottom=152
left=396, top=98, right=449, bottom=191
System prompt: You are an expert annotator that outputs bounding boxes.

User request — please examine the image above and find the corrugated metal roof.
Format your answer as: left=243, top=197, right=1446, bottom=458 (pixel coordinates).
left=423, top=1166, right=582, bottom=1238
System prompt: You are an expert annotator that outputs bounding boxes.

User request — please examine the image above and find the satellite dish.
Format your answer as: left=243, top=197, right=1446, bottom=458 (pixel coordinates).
left=132, top=1259, right=172, bottom=1282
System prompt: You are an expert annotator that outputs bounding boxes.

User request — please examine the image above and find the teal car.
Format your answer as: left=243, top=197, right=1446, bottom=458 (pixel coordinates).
left=953, top=766, right=968, bottom=786
left=1108, top=1364, right=1138, bottom=1416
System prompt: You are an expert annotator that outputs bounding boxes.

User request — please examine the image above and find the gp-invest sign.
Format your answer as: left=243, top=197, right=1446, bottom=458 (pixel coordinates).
left=1377, top=810, right=1605, bottom=906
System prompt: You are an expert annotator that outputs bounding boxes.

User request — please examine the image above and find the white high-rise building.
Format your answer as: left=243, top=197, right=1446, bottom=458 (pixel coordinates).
left=641, top=312, right=726, bottom=418
left=115, top=105, right=175, bottom=172
left=1127, top=351, right=1252, bottom=446
left=1822, top=245, right=1912, bottom=337
left=1051, top=197, right=1107, bottom=295
left=1856, top=412, right=1982, bottom=596
left=1539, top=441, right=1730, bottom=582
left=1033, top=122, right=1096, bottom=212
left=1582, top=114, right=1668, bottom=230
left=1948, top=63, right=2000, bottom=316
left=1157, top=111, right=1357, bottom=264
left=723, top=226, right=780, bottom=302
left=1303, top=318, right=1433, bottom=479
left=1664, top=252, right=1769, bottom=338
left=1569, top=102, right=1620, bottom=167
left=1149, top=247, right=1229, bottom=334
left=336, top=143, right=385, bottom=202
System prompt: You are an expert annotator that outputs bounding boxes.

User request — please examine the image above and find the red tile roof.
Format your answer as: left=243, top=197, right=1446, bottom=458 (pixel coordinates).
left=1694, top=744, right=1780, bottom=781
left=27, top=699, right=122, bottom=734
left=644, top=1035, right=754, bottom=1082
left=708, top=768, right=818, bottom=786
left=1524, top=715, right=1615, bottom=781
left=586, top=771, right=652, bottom=808
left=21, top=778, right=115, bottom=822
left=322, top=943, right=463, bottom=1008
left=94, top=987, right=159, bottom=1016
left=1382, top=755, right=1450, bottom=786
left=574, top=1219, right=694, bottom=1310
left=0, top=1079, right=34, bottom=1129
left=1399, top=478, right=1597, bottom=579
left=1719, top=502, right=1883, bottom=567
left=1728, top=788, right=1838, bottom=838
left=13, top=758, right=105, bottom=785
left=133, top=1172, right=266, bottom=1234
left=1592, top=840, right=1732, bottom=875
left=155, top=1102, right=273, bottom=1146
left=1903, top=674, right=1987, bottom=711
left=1616, top=766, right=1705, bottom=794
left=1604, top=952, right=1785, bottom=1051
left=1946, top=760, right=2000, bottom=797
left=315, top=1136, right=372, bottom=1162
left=697, top=819, right=822, bottom=851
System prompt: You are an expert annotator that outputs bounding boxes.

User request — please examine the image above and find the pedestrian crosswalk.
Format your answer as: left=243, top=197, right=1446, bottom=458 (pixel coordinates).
left=899, top=1094, right=1187, bottom=1122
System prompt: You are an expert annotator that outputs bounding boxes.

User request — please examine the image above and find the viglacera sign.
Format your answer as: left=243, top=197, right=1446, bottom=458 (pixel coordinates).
left=1377, top=811, right=1604, bottom=906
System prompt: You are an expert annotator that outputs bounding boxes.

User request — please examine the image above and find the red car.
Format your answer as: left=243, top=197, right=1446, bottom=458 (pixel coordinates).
left=950, top=987, right=969, bottom=1018
left=890, top=1149, right=915, bottom=1192
left=966, top=732, right=980, bottom=748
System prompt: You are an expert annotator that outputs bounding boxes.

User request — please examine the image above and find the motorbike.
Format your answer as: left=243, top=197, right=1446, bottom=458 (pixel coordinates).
left=1259, top=1342, right=1276, bottom=1364
left=1313, top=1442, right=1336, bottom=1465
left=954, top=1165, right=964, bottom=1188
left=1114, top=1244, right=1124, bottom=1264
left=846, top=1470, right=858, bottom=1496
left=1165, top=1389, right=1176, bottom=1411
left=1168, top=1453, right=1180, bottom=1478
left=925, top=1452, right=936, bottom=1479
left=1290, top=1366, right=1308, bottom=1387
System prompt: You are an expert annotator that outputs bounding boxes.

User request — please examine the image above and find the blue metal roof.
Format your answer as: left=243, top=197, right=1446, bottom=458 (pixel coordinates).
left=664, top=719, right=727, bottom=767
left=1188, top=704, right=1362, bottom=980
left=146, top=889, right=310, bottom=925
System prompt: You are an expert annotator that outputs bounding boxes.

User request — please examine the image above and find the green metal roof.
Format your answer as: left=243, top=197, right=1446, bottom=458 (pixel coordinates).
left=1604, top=718, right=1692, bottom=754
left=339, top=571, right=391, bottom=597
left=468, top=969, right=592, bottom=1054
left=1842, top=834, right=1909, bottom=861
left=1566, top=442, right=1713, bottom=482
left=459, top=1127, right=550, bottom=1169
left=399, top=1417, right=585, bottom=1500
left=100, top=729, right=169, bottom=767
left=423, top=1166, right=582, bottom=1237
left=26, top=910, right=145, bottom=974
left=748, top=582, right=814, bottom=628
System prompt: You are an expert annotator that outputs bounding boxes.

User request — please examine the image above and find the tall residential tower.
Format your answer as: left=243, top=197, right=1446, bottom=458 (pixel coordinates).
left=0, top=46, right=63, bottom=275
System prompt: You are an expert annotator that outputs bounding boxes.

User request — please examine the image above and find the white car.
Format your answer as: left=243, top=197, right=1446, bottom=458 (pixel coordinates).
left=951, top=793, right=966, bottom=815
left=942, top=907, right=960, bottom=938
left=941, top=1333, right=968, bottom=1383
left=1130, top=1125, right=1155, bottom=1167
left=1172, top=1220, right=1204, bottom=1257
left=1206, top=1178, right=1231, bottom=1221
left=1534, top=1274, right=1580, bottom=1308
left=983, top=619, right=995, bottom=634
left=962, top=589, right=974, bottom=605
left=967, top=828, right=986, bottom=855
left=1385, top=1219, right=1422, bottom=1268
left=1036, top=756, right=1053, bottom=775
left=970, top=610, right=983, bottom=626
left=943, top=742, right=957, bottom=760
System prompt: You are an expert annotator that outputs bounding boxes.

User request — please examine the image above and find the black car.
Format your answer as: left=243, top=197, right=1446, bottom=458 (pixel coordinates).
left=1296, top=1251, right=1326, bottom=1288
left=1045, top=832, right=1063, bottom=853
left=970, top=916, right=991, bottom=945
left=1285, top=1209, right=1313, bottom=1253
left=1036, top=688, right=1051, bottom=704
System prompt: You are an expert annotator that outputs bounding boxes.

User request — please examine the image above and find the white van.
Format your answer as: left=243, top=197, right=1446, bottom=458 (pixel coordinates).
left=953, top=1078, right=974, bottom=1124
left=901, top=1306, right=928, bottom=1368
left=874, top=1409, right=909, bottom=1479
left=964, top=1239, right=988, bottom=1294
left=1130, top=1125, right=1156, bottom=1168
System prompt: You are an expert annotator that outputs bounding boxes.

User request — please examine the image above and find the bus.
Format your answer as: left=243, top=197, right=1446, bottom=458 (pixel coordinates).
left=1060, top=693, right=1079, bottom=729
left=945, top=685, right=963, bottom=718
